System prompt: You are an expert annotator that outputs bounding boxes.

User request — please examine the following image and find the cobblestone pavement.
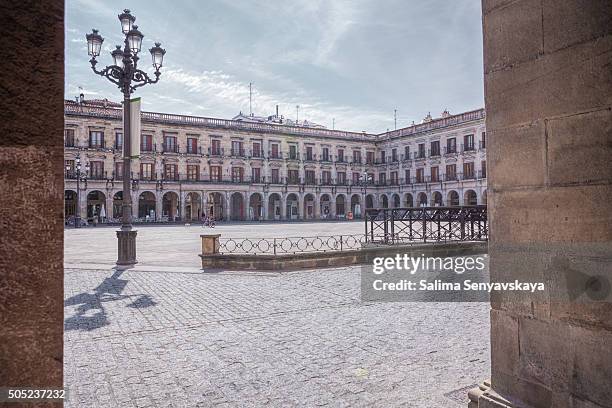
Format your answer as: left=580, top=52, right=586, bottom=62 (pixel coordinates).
left=64, top=264, right=490, bottom=407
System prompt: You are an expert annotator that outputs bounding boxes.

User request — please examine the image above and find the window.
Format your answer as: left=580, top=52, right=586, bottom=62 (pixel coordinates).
left=481, top=132, right=486, bottom=149
left=404, top=169, right=411, bottom=183
left=431, top=166, right=439, bottom=182
left=446, top=164, right=456, bottom=180
left=252, top=167, right=261, bottom=183
left=115, top=162, right=123, bottom=180
left=352, top=172, right=360, bottom=184
left=366, top=151, right=375, bottom=164
left=337, top=171, right=346, bottom=185
left=446, top=138, right=456, bottom=154
left=378, top=172, right=386, bottom=185
left=211, top=139, right=221, bottom=156
left=391, top=148, right=398, bottom=162
left=289, top=145, right=298, bottom=160
left=231, top=140, right=243, bottom=156
left=380, top=151, right=386, bottom=164
left=337, top=149, right=344, bottom=162
left=231, top=167, right=244, bottom=182
left=416, top=168, right=425, bottom=183
left=164, top=135, right=177, bottom=153
left=464, top=134, right=475, bottom=151
left=252, top=142, right=261, bottom=157
left=430, top=141, right=440, bottom=156
left=464, top=162, right=475, bottom=179
left=187, top=137, right=198, bottom=154
left=404, top=146, right=410, bottom=160
left=390, top=171, right=398, bottom=185
left=210, top=165, right=222, bottom=182
left=187, top=165, right=199, bottom=181
left=89, top=130, right=104, bottom=148
left=322, top=170, right=331, bottom=184
left=352, top=150, right=361, bottom=164
left=64, top=129, right=75, bottom=147
left=115, top=132, right=123, bottom=151
left=271, top=143, right=279, bottom=159
left=322, top=147, right=330, bottom=161
left=305, top=170, right=316, bottom=184
left=481, top=160, right=487, bottom=178
left=164, top=164, right=178, bottom=180
left=271, top=168, right=280, bottom=183
left=140, top=163, right=154, bottom=180
left=89, top=161, right=104, bottom=179
left=141, top=134, right=153, bottom=152
left=417, top=143, right=425, bottom=159
left=305, top=146, right=313, bottom=161
left=65, top=160, right=75, bottom=178
left=288, top=169, right=299, bottom=184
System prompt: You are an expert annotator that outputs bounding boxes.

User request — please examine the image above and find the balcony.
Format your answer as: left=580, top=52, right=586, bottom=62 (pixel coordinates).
left=479, top=140, right=486, bottom=150
left=445, top=173, right=458, bottom=182
left=139, top=173, right=156, bottom=181
left=268, top=151, right=283, bottom=160
left=335, top=156, right=348, bottom=164
left=162, top=144, right=179, bottom=154
left=461, top=143, right=476, bottom=153
left=429, top=148, right=441, bottom=158
left=463, top=172, right=476, bottom=180
left=444, top=146, right=458, bottom=155
left=65, top=140, right=77, bottom=148
left=208, top=147, right=224, bottom=157
left=287, top=152, right=300, bottom=161
left=88, top=171, right=107, bottom=180
left=186, top=146, right=203, bottom=155
left=250, top=149, right=264, bottom=159
left=413, top=152, right=426, bottom=160
left=230, top=148, right=246, bottom=158
left=88, top=141, right=106, bottom=150
left=479, top=169, right=487, bottom=179
left=320, top=155, right=332, bottom=163
left=303, top=153, right=316, bottom=162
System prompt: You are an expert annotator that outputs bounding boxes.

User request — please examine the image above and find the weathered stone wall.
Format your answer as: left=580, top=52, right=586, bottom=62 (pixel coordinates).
left=482, top=0, right=612, bottom=407
left=0, top=0, right=64, bottom=401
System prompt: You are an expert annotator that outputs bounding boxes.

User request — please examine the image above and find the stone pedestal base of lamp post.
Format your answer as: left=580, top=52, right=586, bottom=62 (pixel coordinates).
left=116, top=228, right=138, bottom=266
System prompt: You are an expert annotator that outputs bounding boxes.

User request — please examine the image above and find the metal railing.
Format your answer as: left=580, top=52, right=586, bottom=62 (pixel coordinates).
left=219, top=234, right=366, bottom=255
left=365, top=205, right=487, bottom=244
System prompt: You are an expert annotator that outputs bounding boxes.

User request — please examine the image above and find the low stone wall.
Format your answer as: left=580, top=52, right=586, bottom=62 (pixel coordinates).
left=200, top=241, right=488, bottom=271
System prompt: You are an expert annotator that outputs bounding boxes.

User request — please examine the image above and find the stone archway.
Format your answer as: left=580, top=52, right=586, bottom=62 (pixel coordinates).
left=320, top=194, right=332, bottom=218
left=448, top=190, right=459, bottom=206
left=365, top=194, right=375, bottom=209
left=350, top=194, right=361, bottom=218
left=404, top=193, right=414, bottom=208
left=162, top=191, right=179, bottom=221
left=303, top=193, right=315, bottom=219
left=185, top=192, right=202, bottom=222
left=86, top=190, right=106, bottom=223
left=335, top=194, right=346, bottom=217
left=208, top=192, right=224, bottom=220
left=381, top=195, right=389, bottom=208
left=230, top=192, right=245, bottom=220
left=417, top=192, right=427, bottom=207
left=112, top=191, right=123, bottom=219
left=432, top=191, right=443, bottom=206
left=465, top=189, right=478, bottom=206
left=286, top=193, right=299, bottom=220
left=64, top=190, right=77, bottom=218
left=249, top=193, right=263, bottom=220
left=392, top=193, right=401, bottom=208
left=138, top=191, right=156, bottom=220
left=268, top=193, right=282, bottom=220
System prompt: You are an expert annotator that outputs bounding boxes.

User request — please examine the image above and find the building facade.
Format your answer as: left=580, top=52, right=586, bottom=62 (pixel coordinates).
left=64, top=100, right=487, bottom=223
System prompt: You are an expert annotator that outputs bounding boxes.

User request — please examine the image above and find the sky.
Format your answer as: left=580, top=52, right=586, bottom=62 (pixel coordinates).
left=66, top=0, right=484, bottom=133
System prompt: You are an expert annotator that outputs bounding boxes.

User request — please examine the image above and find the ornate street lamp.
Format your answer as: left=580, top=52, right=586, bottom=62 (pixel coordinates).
left=66, top=158, right=89, bottom=228
left=86, top=9, right=166, bottom=266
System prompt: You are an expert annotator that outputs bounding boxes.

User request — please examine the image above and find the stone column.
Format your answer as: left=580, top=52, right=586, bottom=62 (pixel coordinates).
left=470, top=2, right=612, bottom=408
left=263, top=192, right=269, bottom=220
left=224, top=191, right=230, bottom=221
left=180, top=192, right=187, bottom=221
left=280, top=194, right=287, bottom=220
left=0, top=0, right=64, bottom=391
left=155, top=192, right=163, bottom=221
left=314, top=193, right=321, bottom=219
left=105, top=192, right=113, bottom=222
left=298, top=192, right=304, bottom=220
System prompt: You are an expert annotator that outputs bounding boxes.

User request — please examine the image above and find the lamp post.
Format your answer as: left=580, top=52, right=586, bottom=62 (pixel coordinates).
left=86, top=9, right=166, bottom=266
left=66, top=158, right=89, bottom=228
